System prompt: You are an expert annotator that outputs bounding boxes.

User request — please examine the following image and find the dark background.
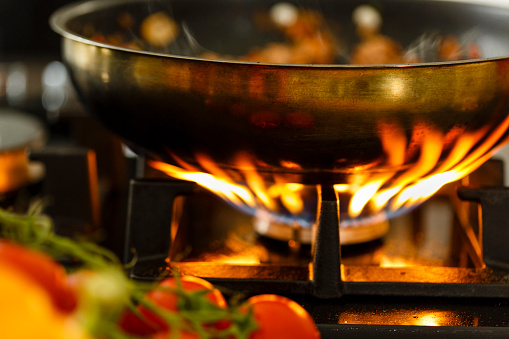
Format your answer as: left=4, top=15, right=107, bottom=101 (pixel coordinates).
left=0, top=1, right=131, bottom=258
left=0, top=0, right=74, bottom=57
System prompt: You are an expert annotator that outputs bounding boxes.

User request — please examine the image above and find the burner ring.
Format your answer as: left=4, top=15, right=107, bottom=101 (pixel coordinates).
left=0, top=109, right=47, bottom=193
left=253, top=216, right=389, bottom=245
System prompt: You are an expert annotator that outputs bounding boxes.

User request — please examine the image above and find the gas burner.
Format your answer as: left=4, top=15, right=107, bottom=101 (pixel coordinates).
left=123, top=160, right=509, bottom=291
left=253, top=213, right=389, bottom=245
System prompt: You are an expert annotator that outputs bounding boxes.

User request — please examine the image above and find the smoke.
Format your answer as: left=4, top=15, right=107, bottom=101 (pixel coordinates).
left=404, top=29, right=481, bottom=63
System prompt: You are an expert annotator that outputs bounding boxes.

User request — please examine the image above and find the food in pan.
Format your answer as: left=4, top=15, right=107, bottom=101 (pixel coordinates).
left=140, top=11, right=180, bottom=48
left=222, top=3, right=337, bottom=64
left=89, top=3, right=481, bottom=65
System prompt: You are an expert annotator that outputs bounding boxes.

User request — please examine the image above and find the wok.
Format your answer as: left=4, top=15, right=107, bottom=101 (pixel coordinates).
left=51, top=0, right=509, bottom=185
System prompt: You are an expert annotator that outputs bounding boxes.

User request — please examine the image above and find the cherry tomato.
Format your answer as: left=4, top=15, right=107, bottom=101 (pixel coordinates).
left=246, top=295, right=321, bottom=339
left=0, top=240, right=77, bottom=313
left=119, top=275, right=227, bottom=336
left=148, top=275, right=227, bottom=311
left=0, top=260, right=88, bottom=339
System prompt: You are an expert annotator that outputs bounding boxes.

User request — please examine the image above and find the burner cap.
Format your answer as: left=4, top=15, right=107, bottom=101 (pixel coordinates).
left=254, top=216, right=389, bottom=245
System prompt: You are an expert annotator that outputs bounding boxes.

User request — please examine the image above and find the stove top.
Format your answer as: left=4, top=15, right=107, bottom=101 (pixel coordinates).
left=110, top=159, right=509, bottom=337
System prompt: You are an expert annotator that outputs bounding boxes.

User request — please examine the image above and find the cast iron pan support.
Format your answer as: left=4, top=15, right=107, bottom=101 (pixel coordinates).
left=123, top=179, right=196, bottom=265
left=458, top=186, right=509, bottom=270
left=312, top=185, right=344, bottom=298
left=123, top=180, right=344, bottom=298
left=32, top=147, right=100, bottom=236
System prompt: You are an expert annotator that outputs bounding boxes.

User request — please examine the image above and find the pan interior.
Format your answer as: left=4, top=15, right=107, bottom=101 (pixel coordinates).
left=61, top=0, right=509, bottom=62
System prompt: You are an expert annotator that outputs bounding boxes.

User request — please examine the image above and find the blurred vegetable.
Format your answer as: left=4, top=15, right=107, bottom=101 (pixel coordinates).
left=245, top=295, right=321, bottom=339
left=0, top=240, right=77, bottom=313
left=120, top=276, right=229, bottom=336
left=0, top=260, right=88, bottom=339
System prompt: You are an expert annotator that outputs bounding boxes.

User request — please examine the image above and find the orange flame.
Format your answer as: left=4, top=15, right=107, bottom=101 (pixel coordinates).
left=149, top=154, right=307, bottom=219
left=150, top=113, right=509, bottom=227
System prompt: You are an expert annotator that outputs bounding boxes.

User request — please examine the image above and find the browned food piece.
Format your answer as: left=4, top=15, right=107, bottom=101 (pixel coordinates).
left=283, top=11, right=324, bottom=41
left=199, top=51, right=235, bottom=61
left=90, top=32, right=143, bottom=50
left=466, top=42, right=482, bottom=60
left=242, top=9, right=337, bottom=64
left=350, top=35, right=404, bottom=65
left=140, top=12, right=179, bottom=48
left=242, top=43, right=295, bottom=63
left=439, top=35, right=463, bottom=61
left=117, top=12, right=135, bottom=30
left=242, top=37, right=336, bottom=64
left=292, top=36, right=336, bottom=64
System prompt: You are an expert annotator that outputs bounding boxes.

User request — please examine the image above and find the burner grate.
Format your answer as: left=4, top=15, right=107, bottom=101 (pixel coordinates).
left=122, top=161, right=509, bottom=336
left=124, top=180, right=509, bottom=299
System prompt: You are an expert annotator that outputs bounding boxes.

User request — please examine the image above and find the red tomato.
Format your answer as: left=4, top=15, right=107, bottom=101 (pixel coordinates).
left=119, top=275, right=227, bottom=336
left=246, top=295, right=321, bottom=339
left=0, top=240, right=77, bottom=313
